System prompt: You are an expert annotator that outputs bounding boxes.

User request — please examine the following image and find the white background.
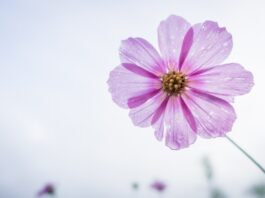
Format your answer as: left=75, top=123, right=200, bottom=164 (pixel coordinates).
left=0, top=0, right=265, bottom=197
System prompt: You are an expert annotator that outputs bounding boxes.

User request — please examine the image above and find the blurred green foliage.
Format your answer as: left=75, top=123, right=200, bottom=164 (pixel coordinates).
left=249, top=183, right=265, bottom=198
left=211, top=188, right=227, bottom=198
left=202, top=157, right=213, bottom=181
left=202, top=156, right=228, bottom=198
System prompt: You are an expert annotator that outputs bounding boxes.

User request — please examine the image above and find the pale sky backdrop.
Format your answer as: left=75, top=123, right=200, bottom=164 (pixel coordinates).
left=0, top=0, right=265, bottom=197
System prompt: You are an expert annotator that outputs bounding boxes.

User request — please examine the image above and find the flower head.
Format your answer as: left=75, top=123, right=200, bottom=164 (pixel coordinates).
left=151, top=180, right=167, bottom=192
left=107, top=15, right=254, bottom=150
left=37, top=183, right=55, bottom=197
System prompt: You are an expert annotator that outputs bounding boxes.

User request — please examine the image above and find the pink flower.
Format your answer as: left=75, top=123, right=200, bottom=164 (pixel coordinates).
left=107, top=15, right=254, bottom=150
left=37, top=183, right=55, bottom=197
left=151, top=180, right=167, bottom=192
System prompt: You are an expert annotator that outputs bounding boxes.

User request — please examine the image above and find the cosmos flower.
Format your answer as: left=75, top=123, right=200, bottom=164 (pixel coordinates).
left=37, top=183, right=55, bottom=197
left=150, top=180, right=167, bottom=192
left=107, top=15, right=253, bottom=150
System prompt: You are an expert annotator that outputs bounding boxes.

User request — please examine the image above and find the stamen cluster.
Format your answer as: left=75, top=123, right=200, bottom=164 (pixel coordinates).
left=161, top=71, right=187, bottom=96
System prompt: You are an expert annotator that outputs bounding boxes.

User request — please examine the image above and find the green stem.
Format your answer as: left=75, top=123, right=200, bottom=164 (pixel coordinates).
left=225, top=135, right=265, bottom=174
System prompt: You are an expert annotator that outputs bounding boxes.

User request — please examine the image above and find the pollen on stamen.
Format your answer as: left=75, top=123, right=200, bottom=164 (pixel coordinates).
left=161, top=71, right=187, bottom=96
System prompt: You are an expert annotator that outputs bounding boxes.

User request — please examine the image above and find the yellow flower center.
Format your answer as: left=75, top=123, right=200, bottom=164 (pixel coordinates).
left=161, top=71, right=187, bottom=96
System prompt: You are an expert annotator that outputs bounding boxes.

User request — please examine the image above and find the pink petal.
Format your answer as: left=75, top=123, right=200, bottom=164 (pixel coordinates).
left=107, top=65, right=161, bottom=108
left=151, top=97, right=169, bottom=125
left=129, top=91, right=167, bottom=127
left=158, top=15, right=191, bottom=71
left=179, top=27, right=194, bottom=70
left=120, top=37, right=165, bottom=76
left=182, top=89, right=236, bottom=138
left=153, top=111, right=165, bottom=141
left=181, top=21, right=232, bottom=74
left=122, top=63, right=158, bottom=79
left=179, top=97, right=197, bottom=132
left=164, top=97, right=197, bottom=150
left=128, top=89, right=160, bottom=108
left=188, top=63, right=254, bottom=101
left=152, top=97, right=169, bottom=141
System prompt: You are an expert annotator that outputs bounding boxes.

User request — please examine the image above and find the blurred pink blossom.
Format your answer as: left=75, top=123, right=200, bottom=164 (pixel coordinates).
left=37, top=183, right=55, bottom=197
left=151, top=180, right=167, bottom=192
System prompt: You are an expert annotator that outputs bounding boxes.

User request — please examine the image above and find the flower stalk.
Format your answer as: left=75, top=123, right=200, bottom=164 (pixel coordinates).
left=225, top=135, right=265, bottom=174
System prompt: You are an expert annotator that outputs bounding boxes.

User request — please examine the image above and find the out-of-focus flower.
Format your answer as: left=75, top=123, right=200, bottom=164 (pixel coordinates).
left=107, top=15, right=253, bottom=150
left=37, top=183, right=55, bottom=197
left=150, top=180, right=167, bottom=192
